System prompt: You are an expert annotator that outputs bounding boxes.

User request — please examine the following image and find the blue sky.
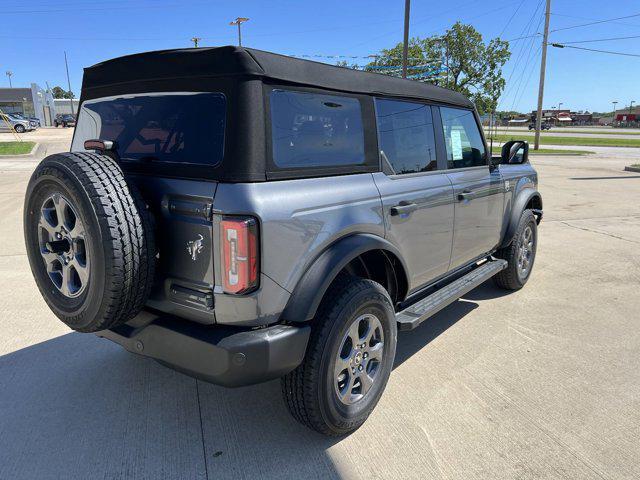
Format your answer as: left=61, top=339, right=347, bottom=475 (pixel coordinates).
left=1, top=0, right=638, bottom=113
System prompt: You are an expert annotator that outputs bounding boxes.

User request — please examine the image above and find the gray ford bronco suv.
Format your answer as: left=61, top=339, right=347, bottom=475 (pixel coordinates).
left=24, top=47, right=542, bottom=435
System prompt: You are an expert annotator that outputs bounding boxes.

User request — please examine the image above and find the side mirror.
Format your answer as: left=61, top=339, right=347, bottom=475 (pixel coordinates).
left=501, top=140, right=529, bottom=164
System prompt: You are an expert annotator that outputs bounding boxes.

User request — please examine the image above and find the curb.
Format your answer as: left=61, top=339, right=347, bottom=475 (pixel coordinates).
left=624, top=166, right=640, bottom=173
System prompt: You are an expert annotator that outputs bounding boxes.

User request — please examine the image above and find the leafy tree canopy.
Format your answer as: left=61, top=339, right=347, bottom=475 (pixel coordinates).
left=51, top=86, right=75, bottom=99
left=361, top=22, right=511, bottom=115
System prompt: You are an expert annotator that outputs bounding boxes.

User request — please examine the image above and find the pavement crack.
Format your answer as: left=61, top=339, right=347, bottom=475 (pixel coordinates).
left=195, top=380, right=210, bottom=480
left=560, top=221, right=640, bottom=245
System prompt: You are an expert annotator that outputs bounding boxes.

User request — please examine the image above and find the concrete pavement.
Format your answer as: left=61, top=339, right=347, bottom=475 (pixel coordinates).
left=1, top=137, right=639, bottom=479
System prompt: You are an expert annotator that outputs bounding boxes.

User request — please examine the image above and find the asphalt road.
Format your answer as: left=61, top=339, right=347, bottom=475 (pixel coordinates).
left=488, top=126, right=640, bottom=140
left=1, top=129, right=639, bottom=479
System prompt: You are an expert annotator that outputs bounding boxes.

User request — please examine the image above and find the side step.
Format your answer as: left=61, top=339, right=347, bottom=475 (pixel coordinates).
left=396, top=259, right=507, bottom=331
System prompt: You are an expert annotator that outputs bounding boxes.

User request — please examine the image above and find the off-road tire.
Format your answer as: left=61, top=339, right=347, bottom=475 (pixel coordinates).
left=24, top=152, right=155, bottom=333
left=493, top=209, right=537, bottom=290
left=282, top=275, right=397, bottom=436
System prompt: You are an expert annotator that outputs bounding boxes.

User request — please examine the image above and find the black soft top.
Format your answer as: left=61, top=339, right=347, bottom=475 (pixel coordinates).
left=82, top=46, right=473, bottom=108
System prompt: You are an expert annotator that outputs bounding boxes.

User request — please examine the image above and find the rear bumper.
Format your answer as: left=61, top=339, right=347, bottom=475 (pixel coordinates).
left=97, top=314, right=310, bottom=387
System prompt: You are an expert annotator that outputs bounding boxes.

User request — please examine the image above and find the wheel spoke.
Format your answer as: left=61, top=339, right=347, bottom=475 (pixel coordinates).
left=38, top=212, right=57, bottom=236
left=334, top=353, right=351, bottom=378
left=71, top=259, right=89, bottom=286
left=60, top=264, right=71, bottom=296
left=338, top=371, right=355, bottom=402
left=367, top=342, right=384, bottom=362
left=348, top=319, right=361, bottom=345
left=41, top=250, right=58, bottom=269
left=359, top=372, right=374, bottom=396
left=69, top=219, right=85, bottom=240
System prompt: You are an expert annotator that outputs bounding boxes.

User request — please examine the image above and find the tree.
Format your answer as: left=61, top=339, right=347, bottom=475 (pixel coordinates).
left=335, top=60, right=360, bottom=70
left=365, top=22, right=510, bottom=115
left=51, top=85, right=75, bottom=99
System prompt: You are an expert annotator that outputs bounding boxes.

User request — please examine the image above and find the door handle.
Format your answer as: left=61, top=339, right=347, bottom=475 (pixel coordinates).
left=390, top=202, right=418, bottom=216
left=457, top=190, right=474, bottom=202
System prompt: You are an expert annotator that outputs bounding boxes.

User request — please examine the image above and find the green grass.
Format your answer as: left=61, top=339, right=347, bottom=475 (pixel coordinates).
left=0, top=141, right=35, bottom=155
left=632, top=164, right=640, bottom=168
left=487, top=134, right=640, bottom=148
left=491, top=146, right=594, bottom=156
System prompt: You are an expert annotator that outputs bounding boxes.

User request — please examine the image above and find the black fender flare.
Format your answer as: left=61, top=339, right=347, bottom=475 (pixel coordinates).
left=281, top=233, right=409, bottom=323
left=501, top=189, right=543, bottom=247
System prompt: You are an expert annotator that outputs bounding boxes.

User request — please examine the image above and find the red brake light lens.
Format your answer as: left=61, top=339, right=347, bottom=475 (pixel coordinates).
left=220, top=217, right=259, bottom=294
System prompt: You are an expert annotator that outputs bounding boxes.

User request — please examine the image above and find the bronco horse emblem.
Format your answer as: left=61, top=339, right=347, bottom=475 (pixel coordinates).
left=186, top=234, right=204, bottom=261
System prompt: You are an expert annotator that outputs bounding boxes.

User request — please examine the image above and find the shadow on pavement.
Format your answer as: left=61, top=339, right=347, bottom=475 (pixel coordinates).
left=0, top=333, right=343, bottom=479
left=0, top=281, right=507, bottom=479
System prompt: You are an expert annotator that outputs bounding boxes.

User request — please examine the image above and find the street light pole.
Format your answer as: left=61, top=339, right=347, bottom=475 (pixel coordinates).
left=5, top=71, right=12, bottom=88
left=229, top=17, right=249, bottom=46
left=64, top=52, right=75, bottom=116
left=612, top=101, right=618, bottom=125
left=534, top=0, right=552, bottom=150
left=402, top=0, right=411, bottom=79
left=630, top=100, right=636, bottom=115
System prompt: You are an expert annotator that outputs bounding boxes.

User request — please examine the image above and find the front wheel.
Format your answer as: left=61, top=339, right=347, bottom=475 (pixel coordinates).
left=14, top=124, right=26, bottom=133
left=282, top=275, right=397, bottom=436
left=494, top=209, right=538, bottom=290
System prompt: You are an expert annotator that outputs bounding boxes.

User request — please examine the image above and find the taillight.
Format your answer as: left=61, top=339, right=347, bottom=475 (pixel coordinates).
left=220, top=217, right=259, bottom=294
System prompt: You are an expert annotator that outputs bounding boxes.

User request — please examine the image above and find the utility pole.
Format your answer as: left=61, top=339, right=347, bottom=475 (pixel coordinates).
left=402, top=0, right=411, bottom=78
left=64, top=52, right=75, bottom=116
left=191, top=37, right=201, bottom=48
left=229, top=17, right=249, bottom=46
left=534, top=0, right=551, bottom=150
left=5, top=71, right=12, bottom=88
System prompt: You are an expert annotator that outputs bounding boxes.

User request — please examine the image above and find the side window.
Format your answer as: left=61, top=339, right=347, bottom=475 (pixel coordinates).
left=269, top=89, right=365, bottom=169
left=440, top=107, right=487, bottom=169
left=375, top=99, right=437, bottom=175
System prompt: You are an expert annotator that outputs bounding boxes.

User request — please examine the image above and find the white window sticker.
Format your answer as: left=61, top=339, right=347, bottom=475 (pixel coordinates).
left=450, top=130, right=463, bottom=160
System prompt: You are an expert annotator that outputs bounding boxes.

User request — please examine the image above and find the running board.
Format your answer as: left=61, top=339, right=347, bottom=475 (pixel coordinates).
left=396, top=259, right=507, bottom=331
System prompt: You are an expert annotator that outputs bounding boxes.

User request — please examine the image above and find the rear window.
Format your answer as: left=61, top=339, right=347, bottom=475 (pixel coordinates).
left=72, top=92, right=225, bottom=166
left=269, top=89, right=365, bottom=169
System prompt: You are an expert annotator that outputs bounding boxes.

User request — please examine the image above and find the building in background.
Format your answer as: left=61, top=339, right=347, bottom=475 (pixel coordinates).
left=0, top=84, right=56, bottom=126
left=615, top=107, right=639, bottom=126
left=53, top=98, right=79, bottom=115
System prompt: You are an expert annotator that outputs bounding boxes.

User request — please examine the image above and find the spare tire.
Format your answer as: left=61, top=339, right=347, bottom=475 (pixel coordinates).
left=24, top=152, right=155, bottom=333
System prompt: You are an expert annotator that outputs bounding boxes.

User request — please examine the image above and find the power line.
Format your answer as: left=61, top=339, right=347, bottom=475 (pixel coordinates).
left=550, top=12, right=640, bottom=32
left=551, top=43, right=640, bottom=58
left=506, top=33, right=541, bottom=42
left=559, top=34, right=640, bottom=45
left=499, top=0, right=528, bottom=37
left=551, top=12, right=640, bottom=29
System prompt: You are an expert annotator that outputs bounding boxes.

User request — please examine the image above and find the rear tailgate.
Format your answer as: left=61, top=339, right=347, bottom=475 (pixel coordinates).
left=132, top=175, right=217, bottom=324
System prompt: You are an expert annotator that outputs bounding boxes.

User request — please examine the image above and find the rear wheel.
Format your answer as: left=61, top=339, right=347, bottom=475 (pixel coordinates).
left=14, top=124, right=25, bottom=133
left=24, top=152, right=155, bottom=332
left=494, top=209, right=537, bottom=290
left=282, top=275, right=397, bottom=436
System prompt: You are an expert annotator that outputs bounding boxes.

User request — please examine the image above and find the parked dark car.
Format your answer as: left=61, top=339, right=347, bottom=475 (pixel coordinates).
left=24, top=47, right=542, bottom=435
left=529, top=122, right=551, bottom=130
left=54, top=114, right=76, bottom=127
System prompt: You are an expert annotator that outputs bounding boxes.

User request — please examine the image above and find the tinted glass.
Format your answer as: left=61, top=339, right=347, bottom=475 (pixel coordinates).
left=72, top=93, right=225, bottom=165
left=375, top=99, right=437, bottom=174
left=270, top=89, right=365, bottom=168
left=440, top=107, right=486, bottom=169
